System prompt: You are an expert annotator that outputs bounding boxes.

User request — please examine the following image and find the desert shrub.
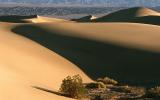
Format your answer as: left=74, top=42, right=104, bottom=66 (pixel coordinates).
left=59, top=74, right=87, bottom=99
left=146, top=86, right=160, bottom=97
left=85, top=82, right=106, bottom=89
left=97, top=77, right=118, bottom=85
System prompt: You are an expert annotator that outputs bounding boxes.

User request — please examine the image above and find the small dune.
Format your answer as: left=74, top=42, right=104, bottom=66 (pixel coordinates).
left=0, top=15, right=38, bottom=23
left=94, top=7, right=160, bottom=25
left=71, top=15, right=97, bottom=22
left=0, top=15, right=70, bottom=23
left=98, top=7, right=160, bottom=18
left=26, top=16, right=71, bottom=23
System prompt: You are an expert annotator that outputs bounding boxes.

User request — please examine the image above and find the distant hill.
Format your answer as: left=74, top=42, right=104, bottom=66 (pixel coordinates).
left=93, top=7, right=160, bottom=25
left=1, top=0, right=160, bottom=7
left=95, top=7, right=160, bottom=20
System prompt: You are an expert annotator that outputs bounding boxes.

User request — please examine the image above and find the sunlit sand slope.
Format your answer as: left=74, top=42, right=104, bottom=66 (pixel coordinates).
left=0, top=23, right=91, bottom=100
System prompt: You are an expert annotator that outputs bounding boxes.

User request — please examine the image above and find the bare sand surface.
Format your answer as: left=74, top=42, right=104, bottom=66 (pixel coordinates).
left=0, top=23, right=91, bottom=100
left=10, top=22, right=160, bottom=86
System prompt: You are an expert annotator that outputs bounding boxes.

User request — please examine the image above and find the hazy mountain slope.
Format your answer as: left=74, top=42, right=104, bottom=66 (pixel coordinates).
left=1, top=0, right=160, bottom=7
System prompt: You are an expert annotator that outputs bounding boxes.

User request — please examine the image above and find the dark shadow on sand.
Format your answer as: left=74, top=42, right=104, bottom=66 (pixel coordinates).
left=93, top=15, right=160, bottom=25
left=92, top=7, right=160, bottom=25
left=33, top=86, right=61, bottom=95
left=0, top=15, right=37, bottom=23
left=33, top=86, right=70, bottom=98
left=12, top=25, right=160, bottom=87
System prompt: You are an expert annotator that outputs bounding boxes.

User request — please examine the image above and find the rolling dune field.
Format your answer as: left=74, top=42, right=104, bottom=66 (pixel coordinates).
left=1, top=7, right=160, bottom=100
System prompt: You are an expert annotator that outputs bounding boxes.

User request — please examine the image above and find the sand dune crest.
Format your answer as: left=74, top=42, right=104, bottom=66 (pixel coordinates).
left=0, top=15, right=70, bottom=23
left=94, top=7, right=160, bottom=25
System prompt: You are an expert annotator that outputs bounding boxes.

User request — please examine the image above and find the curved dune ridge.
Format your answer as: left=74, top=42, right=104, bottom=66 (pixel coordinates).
left=28, top=16, right=71, bottom=23
left=11, top=22, right=160, bottom=85
left=93, top=7, right=160, bottom=25
left=0, top=23, right=91, bottom=100
left=99, top=7, right=160, bottom=18
left=0, top=15, right=70, bottom=23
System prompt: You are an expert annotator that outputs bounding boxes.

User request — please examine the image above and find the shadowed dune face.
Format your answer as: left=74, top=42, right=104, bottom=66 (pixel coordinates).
left=99, top=7, right=160, bottom=18
left=0, top=15, right=38, bottom=23
left=12, top=23, right=160, bottom=86
left=0, top=15, right=70, bottom=23
left=94, top=15, right=160, bottom=25
left=93, top=7, right=160, bottom=25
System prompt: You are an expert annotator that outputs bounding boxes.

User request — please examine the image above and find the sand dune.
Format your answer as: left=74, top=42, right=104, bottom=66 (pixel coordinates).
left=11, top=22, right=160, bottom=86
left=0, top=23, right=91, bottom=100
left=0, top=15, right=38, bottom=23
left=0, top=15, right=70, bottom=23
left=1, top=7, right=160, bottom=100
left=93, top=7, right=160, bottom=25
left=99, top=7, right=160, bottom=18
left=71, top=15, right=97, bottom=22
left=26, top=16, right=71, bottom=23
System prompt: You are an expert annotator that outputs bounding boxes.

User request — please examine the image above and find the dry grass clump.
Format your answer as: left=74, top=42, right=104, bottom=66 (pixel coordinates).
left=59, top=74, right=87, bottom=99
left=97, top=77, right=118, bottom=85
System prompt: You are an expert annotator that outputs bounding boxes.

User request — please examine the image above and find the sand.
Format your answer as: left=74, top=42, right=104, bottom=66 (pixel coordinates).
left=71, top=15, right=97, bottom=22
left=0, top=23, right=91, bottom=100
left=11, top=22, right=160, bottom=85
left=93, top=7, right=160, bottom=25
left=25, top=16, right=71, bottom=23
left=0, top=15, right=70, bottom=23
left=1, top=7, right=160, bottom=100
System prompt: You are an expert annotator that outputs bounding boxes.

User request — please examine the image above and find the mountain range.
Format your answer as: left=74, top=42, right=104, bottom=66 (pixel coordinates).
left=1, top=0, right=160, bottom=7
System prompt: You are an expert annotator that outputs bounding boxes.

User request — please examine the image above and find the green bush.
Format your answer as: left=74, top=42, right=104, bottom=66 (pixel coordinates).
left=97, top=77, right=118, bottom=85
left=59, top=74, right=87, bottom=99
left=146, top=86, right=160, bottom=97
left=85, top=82, right=106, bottom=89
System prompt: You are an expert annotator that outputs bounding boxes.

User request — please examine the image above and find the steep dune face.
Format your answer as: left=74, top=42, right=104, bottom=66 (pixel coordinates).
left=12, top=22, right=160, bottom=86
left=0, top=23, right=91, bottom=100
left=94, top=7, right=160, bottom=25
